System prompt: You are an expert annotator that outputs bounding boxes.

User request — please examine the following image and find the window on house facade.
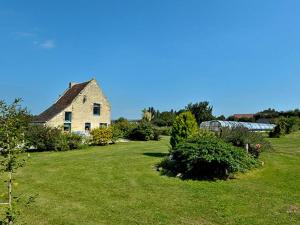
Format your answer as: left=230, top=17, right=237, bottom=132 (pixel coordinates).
left=93, top=103, right=101, bottom=116
left=65, top=112, right=72, bottom=122
left=64, top=123, right=71, bottom=132
left=85, top=123, right=91, bottom=132
left=83, top=95, right=87, bottom=103
left=99, top=123, right=108, bottom=128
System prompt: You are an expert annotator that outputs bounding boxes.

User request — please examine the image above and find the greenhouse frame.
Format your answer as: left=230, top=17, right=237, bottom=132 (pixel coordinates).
left=200, top=120, right=276, bottom=132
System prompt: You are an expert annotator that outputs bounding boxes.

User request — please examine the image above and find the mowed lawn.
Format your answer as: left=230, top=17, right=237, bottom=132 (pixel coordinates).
left=10, top=133, right=300, bottom=225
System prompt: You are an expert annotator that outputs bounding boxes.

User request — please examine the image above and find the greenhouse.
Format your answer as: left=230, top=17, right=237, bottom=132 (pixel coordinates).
left=200, top=120, right=276, bottom=132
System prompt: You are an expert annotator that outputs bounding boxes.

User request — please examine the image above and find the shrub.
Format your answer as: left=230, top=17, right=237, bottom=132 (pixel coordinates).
left=155, top=126, right=172, bottom=136
left=270, top=117, right=288, bottom=138
left=112, top=118, right=137, bottom=138
left=25, top=125, right=84, bottom=151
left=64, top=132, right=84, bottom=149
left=152, top=118, right=169, bottom=127
left=269, top=125, right=282, bottom=138
left=269, top=117, right=300, bottom=138
left=196, top=128, right=216, bottom=139
left=153, top=129, right=161, bottom=141
left=57, top=134, right=70, bottom=151
left=128, top=122, right=160, bottom=141
left=111, top=125, right=124, bottom=143
left=158, top=137, right=259, bottom=180
left=90, top=127, right=113, bottom=145
left=170, top=111, right=199, bottom=149
left=220, top=127, right=271, bottom=158
left=25, top=125, right=64, bottom=151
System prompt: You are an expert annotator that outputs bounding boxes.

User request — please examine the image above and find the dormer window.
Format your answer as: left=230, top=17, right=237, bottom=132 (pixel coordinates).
left=93, top=103, right=101, bottom=116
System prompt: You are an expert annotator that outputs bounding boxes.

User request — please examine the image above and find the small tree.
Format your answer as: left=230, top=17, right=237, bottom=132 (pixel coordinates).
left=170, top=111, right=198, bottom=149
left=0, top=99, right=29, bottom=224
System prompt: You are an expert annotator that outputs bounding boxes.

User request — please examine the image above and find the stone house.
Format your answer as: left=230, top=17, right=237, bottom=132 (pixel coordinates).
left=33, top=78, right=111, bottom=133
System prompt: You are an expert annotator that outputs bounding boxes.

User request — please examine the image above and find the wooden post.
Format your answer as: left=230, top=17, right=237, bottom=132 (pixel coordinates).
left=245, top=143, right=249, bottom=153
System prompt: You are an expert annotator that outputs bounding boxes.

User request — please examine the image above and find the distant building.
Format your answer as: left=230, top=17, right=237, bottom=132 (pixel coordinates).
left=33, top=78, right=111, bottom=133
left=233, top=114, right=255, bottom=119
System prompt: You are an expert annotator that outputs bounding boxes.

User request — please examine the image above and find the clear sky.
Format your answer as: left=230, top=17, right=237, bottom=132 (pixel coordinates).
left=0, top=0, right=299, bottom=119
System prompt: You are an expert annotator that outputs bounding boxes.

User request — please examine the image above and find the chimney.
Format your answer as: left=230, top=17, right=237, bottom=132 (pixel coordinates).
left=69, top=82, right=77, bottom=89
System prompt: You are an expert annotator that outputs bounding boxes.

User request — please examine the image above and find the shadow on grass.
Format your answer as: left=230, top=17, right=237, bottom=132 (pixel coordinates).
left=143, top=152, right=168, bottom=158
left=158, top=169, right=230, bottom=182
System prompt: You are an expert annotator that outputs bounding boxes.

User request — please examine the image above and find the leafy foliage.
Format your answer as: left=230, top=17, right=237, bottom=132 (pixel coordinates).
left=220, top=127, right=271, bottom=158
left=196, top=128, right=216, bottom=139
left=90, top=127, right=113, bottom=145
left=269, top=117, right=300, bottom=138
left=0, top=99, right=29, bottom=171
left=152, top=111, right=176, bottom=127
left=25, top=125, right=84, bottom=151
left=112, top=117, right=137, bottom=138
left=110, top=125, right=124, bottom=142
left=226, top=116, right=255, bottom=122
left=155, top=126, right=172, bottom=136
left=170, top=112, right=199, bottom=149
left=255, top=108, right=300, bottom=121
left=142, top=107, right=176, bottom=127
left=185, top=101, right=214, bottom=126
left=159, top=137, right=259, bottom=180
left=216, top=115, right=226, bottom=120
left=128, top=122, right=160, bottom=141
left=64, top=132, right=85, bottom=150
left=26, top=125, right=64, bottom=151
left=0, top=99, right=30, bottom=224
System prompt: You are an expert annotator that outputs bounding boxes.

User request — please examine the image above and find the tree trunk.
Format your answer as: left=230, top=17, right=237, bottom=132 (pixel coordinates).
left=8, top=152, right=13, bottom=225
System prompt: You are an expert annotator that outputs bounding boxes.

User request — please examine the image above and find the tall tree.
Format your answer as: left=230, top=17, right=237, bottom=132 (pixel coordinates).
left=186, top=101, right=214, bottom=126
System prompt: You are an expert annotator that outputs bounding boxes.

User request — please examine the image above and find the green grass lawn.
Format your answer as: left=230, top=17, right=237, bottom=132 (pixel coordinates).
left=8, top=133, right=300, bottom=224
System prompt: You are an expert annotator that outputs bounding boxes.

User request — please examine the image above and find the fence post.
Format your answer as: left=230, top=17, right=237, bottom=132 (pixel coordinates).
left=245, top=143, right=249, bottom=153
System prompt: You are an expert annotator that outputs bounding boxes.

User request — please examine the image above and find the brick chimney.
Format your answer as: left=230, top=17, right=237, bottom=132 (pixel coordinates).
left=69, top=82, right=77, bottom=89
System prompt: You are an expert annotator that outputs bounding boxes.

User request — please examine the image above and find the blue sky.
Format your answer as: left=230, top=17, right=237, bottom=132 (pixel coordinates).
left=0, top=0, right=300, bottom=119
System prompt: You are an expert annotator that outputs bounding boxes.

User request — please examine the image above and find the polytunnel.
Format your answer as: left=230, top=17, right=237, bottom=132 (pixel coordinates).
left=200, top=120, right=276, bottom=132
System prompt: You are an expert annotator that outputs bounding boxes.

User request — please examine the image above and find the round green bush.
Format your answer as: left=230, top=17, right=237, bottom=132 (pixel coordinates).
left=159, top=137, right=259, bottom=180
left=128, top=122, right=160, bottom=141
left=90, top=127, right=113, bottom=146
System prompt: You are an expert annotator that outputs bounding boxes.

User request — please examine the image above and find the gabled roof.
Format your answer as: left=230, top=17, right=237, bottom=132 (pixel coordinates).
left=33, top=80, right=91, bottom=123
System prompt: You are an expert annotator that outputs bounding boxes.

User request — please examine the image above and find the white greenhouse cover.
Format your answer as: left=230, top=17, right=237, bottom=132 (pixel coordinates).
left=200, top=120, right=276, bottom=131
